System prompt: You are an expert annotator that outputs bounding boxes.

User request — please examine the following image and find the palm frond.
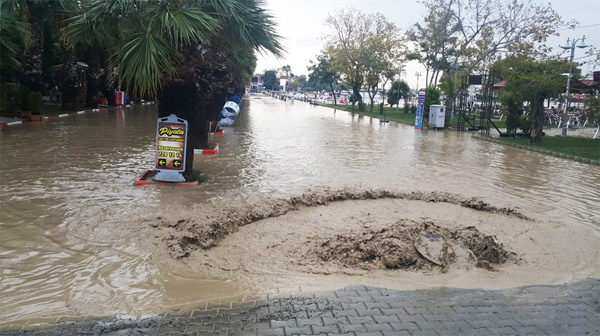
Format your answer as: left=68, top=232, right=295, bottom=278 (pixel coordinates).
left=113, top=24, right=180, bottom=97
left=0, top=6, right=31, bottom=71
left=149, top=2, right=220, bottom=47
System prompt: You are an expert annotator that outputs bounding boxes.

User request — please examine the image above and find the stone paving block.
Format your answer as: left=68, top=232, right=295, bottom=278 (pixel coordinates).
left=336, top=291, right=360, bottom=298
left=381, top=331, right=411, bottom=336
left=465, top=319, right=494, bottom=329
left=379, top=308, right=408, bottom=317
left=411, top=331, right=439, bottom=336
left=491, top=318, right=520, bottom=328
left=296, top=318, right=323, bottom=327
left=256, top=328, right=284, bottom=336
left=414, top=321, right=446, bottom=331
left=351, top=295, right=376, bottom=303
left=372, top=316, right=400, bottom=324
left=283, top=326, right=312, bottom=335
left=307, top=310, right=333, bottom=319
left=328, top=333, right=355, bottom=336
left=241, top=322, right=269, bottom=331
left=230, top=314, right=257, bottom=324
left=364, top=323, right=393, bottom=333
left=355, top=309, right=383, bottom=317
left=434, top=328, right=465, bottom=336
left=347, top=316, right=375, bottom=325
left=337, top=324, right=367, bottom=333
left=397, top=314, right=426, bottom=325
left=388, top=322, right=419, bottom=332
left=332, top=310, right=359, bottom=318
left=313, top=291, right=337, bottom=299
left=311, top=324, right=340, bottom=334
left=186, top=323, right=214, bottom=333
left=214, top=322, right=242, bottom=332
left=515, top=317, right=556, bottom=327
left=321, top=317, right=347, bottom=326
left=485, top=326, right=519, bottom=335
left=341, top=303, right=367, bottom=311
left=450, top=306, right=478, bottom=314
left=196, top=332, right=227, bottom=336
left=421, top=314, right=450, bottom=323
left=353, top=332, right=383, bottom=336
left=511, top=325, right=546, bottom=335
left=440, top=320, right=472, bottom=331
left=561, top=324, right=600, bottom=335
left=227, top=329, right=258, bottom=336
left=403, top=307, right=430, bottom=316
left=269, top=320, right=296, bottom=329
left=204, top=315, right=232, bottom=324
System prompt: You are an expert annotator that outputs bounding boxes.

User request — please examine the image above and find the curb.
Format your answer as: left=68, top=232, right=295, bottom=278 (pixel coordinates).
left=0, top=102, right=155, bottom=131
left=194, top=143, right=220, bottom=155
left=473, top=135, right=599, bottom=165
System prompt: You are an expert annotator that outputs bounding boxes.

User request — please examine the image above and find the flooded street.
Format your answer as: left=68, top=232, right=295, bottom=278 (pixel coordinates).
left=1, top=97, right=599, bottom=325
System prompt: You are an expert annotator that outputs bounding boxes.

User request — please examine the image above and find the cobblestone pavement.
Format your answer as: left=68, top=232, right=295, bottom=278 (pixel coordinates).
left=1, top=278, right=598, bottom=336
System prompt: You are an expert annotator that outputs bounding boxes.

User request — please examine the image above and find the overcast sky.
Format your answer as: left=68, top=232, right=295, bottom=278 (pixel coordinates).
left=255, top=0, right=600, bottom=89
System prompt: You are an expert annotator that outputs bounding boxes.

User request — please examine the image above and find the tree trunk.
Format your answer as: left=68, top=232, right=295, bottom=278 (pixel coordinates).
left=530, top=97, right=545, bottom=142
left=85, top=47, right=102, bottom=108
left=61, top=45, right=79, bottom=111
left=21, top=8, right=44, bottom=92
left=330, top=83, right=337, bottom=106
left=443, top=72, right=455, bottom=128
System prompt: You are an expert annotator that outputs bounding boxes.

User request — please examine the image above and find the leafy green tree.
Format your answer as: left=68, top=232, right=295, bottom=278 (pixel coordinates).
left=323, top=8, right=404, bottom=111
left=411, top=0, right=568, bottom=128
left=424, top=86, right=441, bottom=119
left=263, top=70, right=279, bottom=90
left=496, top=58, right=569, bottom=142
left=387, top=80, right=410, bottom=109
left=308, top=55, right=340, bottom=104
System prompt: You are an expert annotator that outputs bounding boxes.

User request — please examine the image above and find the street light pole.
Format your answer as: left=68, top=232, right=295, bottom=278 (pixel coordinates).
left=560, top=36, right=589, bottom=137
left=415, top=72, right=422, bottom=105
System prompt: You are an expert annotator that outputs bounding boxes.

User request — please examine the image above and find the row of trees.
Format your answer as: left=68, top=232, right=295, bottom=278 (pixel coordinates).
left=305, top=0, right=596, bottom=142
left=1, top=0, right=283, bottom=173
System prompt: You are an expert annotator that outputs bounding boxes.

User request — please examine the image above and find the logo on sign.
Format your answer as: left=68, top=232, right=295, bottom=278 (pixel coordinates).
left=155, top=120, right=187, bottom=171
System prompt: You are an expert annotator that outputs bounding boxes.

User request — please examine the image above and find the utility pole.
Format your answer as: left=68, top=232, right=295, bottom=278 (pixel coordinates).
left=415, top=72, right=422, bottom=105
left=560, top=36, right=589, bottom=136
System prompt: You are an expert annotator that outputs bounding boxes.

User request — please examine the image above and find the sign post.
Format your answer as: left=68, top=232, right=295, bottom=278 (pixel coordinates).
left=153, top=114, right=188, bottom=183
left=415, top=89, right=426, bottom=130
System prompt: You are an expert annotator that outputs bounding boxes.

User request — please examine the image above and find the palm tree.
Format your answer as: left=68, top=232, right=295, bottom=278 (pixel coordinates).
left=2, top=0, right=76, bottom=94
left=67, top=0, right=283, bottom=176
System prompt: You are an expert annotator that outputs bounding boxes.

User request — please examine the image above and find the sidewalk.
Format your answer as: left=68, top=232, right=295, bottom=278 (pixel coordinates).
left=1, top=278, right=598, bottom=336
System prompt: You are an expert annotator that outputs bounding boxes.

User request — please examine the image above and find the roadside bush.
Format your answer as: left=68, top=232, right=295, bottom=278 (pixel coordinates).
left=28, top=91, right=43, bottom=115
left=519, top=115, right=531, bottom=134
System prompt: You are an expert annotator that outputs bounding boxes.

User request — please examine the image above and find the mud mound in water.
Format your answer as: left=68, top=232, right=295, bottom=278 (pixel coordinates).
left=310, top=220, right=515, bottom=272
left=150, top=189, right=528, bottom=259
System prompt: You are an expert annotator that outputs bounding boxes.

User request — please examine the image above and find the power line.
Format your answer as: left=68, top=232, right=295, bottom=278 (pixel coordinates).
left=557, top=23, right=600, bottom=31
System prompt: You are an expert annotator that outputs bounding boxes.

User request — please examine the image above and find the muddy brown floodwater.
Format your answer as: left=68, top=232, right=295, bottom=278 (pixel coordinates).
left=0, top=96, right=599, bottom=326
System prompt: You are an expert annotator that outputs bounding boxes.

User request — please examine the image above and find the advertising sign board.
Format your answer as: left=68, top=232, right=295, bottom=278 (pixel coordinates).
left=415, top=89, right=426, bottom=130
left=153, top=114, right=188, bottom=182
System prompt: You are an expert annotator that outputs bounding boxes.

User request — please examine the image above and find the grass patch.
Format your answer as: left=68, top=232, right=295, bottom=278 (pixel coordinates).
left=322, top=104, right=506, bottom=128
left=495, top=135, right=600, bottom=161
left=184, top=169, right=208, bottom=183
